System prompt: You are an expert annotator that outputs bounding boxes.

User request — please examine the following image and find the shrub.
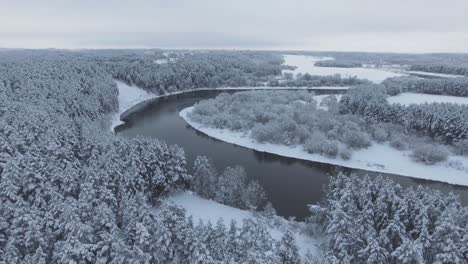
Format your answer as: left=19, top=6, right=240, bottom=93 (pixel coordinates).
left=252, top=123, right=278, bottom=143
left=390, top=136, right=409, bottom=150
left=304, top=133, right=339, bottom=158
left=372, top=127, right=389, bottom=142
left=454, top=139, right=468, bottom=156
left=340, top=148, right=352, bottom=160
left=412, top=144, right=449, bottom=165
left=342, top=130, right=371, bottom=149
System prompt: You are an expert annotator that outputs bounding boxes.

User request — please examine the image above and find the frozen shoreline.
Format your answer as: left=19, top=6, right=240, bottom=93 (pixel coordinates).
left=110, top=81, right=348, bottom=131
left=180, top=107, right=468, bottom=187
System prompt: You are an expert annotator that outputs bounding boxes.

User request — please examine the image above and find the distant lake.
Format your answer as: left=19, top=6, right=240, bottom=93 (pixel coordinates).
left=117, top=89, right=468, bottom=220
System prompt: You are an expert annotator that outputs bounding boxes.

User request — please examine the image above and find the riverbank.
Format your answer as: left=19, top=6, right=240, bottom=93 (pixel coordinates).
left=110, top=81, right=349, bottom=131
left=180, top=106, right=468, bottom=186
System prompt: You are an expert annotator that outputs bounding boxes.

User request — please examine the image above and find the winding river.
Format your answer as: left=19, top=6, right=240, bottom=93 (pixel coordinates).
left=116, top=89, right=468, bottom=220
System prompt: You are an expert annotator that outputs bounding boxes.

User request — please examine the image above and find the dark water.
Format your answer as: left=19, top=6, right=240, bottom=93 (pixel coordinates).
left=117, top=90, right=468, bottom=220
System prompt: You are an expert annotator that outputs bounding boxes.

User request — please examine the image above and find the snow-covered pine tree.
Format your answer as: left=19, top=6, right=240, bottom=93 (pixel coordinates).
left=277, top=230, right=301, bottom=264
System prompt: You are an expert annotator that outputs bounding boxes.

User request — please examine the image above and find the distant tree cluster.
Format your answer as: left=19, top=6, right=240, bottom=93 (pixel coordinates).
left=383, top=76, right=468, bottom=97
left=314, top=60, right=363, bottom=68
left=283, top=51, right=468, bottom=69
left=410, top=64, right=468, bottom=76
left=102, top=50, right=284, bottom=94
left=191, top=156, right=267, bottom=210
left=340, top=85, right=468, bottom=144
left=271, top=73, right=370, bottom=87
left=312, top=174, right=468, bottom=263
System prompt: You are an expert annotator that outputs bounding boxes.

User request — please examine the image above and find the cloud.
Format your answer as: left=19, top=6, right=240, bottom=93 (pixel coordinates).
left=0, top=0, right=467, bottom=52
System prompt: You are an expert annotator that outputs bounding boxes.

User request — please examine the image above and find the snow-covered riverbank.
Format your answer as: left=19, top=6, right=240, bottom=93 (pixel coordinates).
left=110, top=81, right=348, bottom=131
left=180, top=107, right=468, bottom=186
left=110, top=81, right=157, bottom=130
left=165, top=191, right=321, bottom=258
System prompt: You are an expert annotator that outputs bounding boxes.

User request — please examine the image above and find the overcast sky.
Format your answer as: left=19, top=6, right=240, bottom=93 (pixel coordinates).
left=1, top=0, right=467, bottom=52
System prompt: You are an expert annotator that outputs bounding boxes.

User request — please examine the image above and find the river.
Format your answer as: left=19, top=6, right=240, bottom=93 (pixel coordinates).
left=116, top=89, right=468, bottom=220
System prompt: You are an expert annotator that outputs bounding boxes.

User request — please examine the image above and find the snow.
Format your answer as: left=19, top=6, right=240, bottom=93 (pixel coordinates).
left=110, top=82, right=348, bottom=131
left=283, top=55, right=405, bottom=83
left=180, top=107, right=468, bottom=186
left=313, top=94, right=342, bottom=110
left=387, top=93, right=468, bottom=106
left=110, top=81, right=157, bottom=131
left=166, top=191, right=321, bottom=257
left=154, top=58, right=176, bottom=64
left=154, top=59, right=168, bottom=64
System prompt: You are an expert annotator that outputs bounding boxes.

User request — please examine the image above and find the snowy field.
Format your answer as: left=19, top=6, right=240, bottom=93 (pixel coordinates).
left=181, top=107, right=468, bottom=186
left=387, top=92, right=468, bottom=106
left=283, top=55, right=405, bottom=83
left=165, top=191, right=321, bottom=258
left=110, top=81, right=348, bottom=131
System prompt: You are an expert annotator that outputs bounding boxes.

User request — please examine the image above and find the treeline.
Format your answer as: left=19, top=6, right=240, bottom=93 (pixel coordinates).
left=339, top=85, right=468, bottom=143
left=383, top=76, right=468, bottom=97
left=314, top=60, right=363, bottom=68
left=410, top=64, right=468, bottom=76
left=274, top=73, right=370, bottom=87
left=284, top=51, right=468, bottom=69
left=148, top=204, right=303, bottom=263
left=102, top=50, right=284, bottom=94
left=313, top=174, right=468, bottom=263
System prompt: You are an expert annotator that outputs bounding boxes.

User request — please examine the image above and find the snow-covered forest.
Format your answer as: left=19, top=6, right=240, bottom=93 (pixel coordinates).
left=1, top=49, right=468, bottom=263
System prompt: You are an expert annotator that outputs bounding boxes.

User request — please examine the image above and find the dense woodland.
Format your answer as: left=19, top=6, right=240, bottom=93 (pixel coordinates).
left=1, top=49, right=468, bottom=263
left=409, top=64, right=468, bottom=76
left=383, top=76, right=468, bottom=97
left=314, top=174, right=468, bottom=263
left=102, top=50, right=284, bottom=92
left=340, top=84, right=468, bottom=144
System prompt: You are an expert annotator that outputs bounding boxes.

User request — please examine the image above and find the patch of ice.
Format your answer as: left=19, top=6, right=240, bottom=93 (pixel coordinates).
left=180, top=107, right=468, bottom=186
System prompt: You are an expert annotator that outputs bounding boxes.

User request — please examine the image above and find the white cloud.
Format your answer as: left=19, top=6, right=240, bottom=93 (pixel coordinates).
left=0, top=0, right=467, bottom=52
